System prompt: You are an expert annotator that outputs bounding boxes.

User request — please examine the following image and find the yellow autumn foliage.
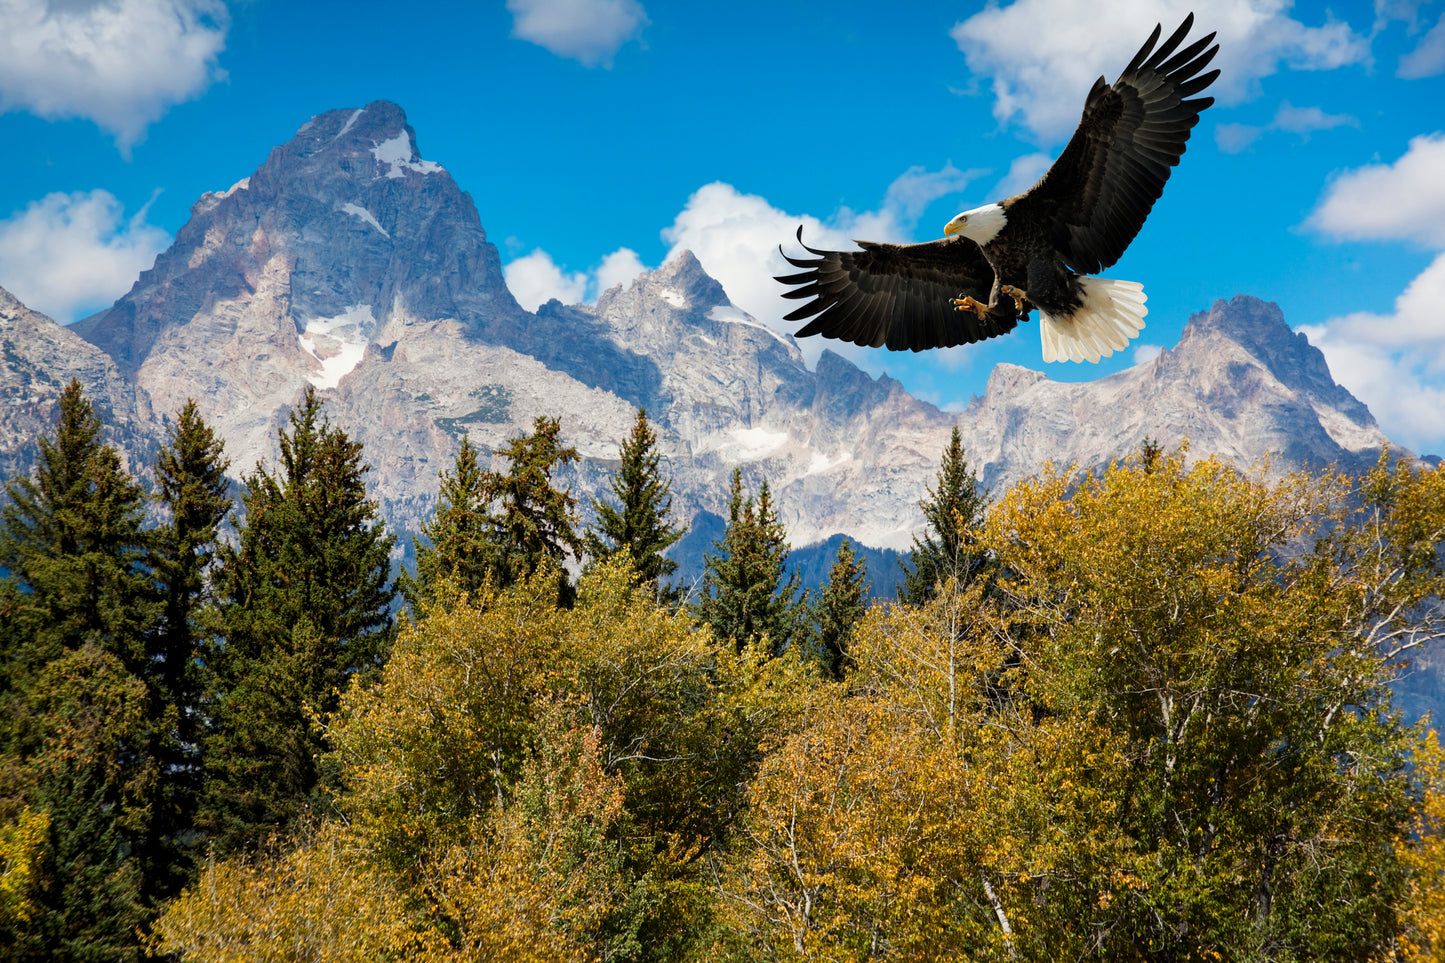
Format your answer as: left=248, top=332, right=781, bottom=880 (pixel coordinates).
left=1399, top=730, right=1445, bottom=962
left=0, top=807, right=47, bottom=932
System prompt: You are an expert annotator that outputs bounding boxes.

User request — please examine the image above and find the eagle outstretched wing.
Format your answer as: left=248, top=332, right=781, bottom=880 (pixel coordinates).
left=1016, top=13, right=1220, bottom=275
left=775, top=228, right=1014, bottom=351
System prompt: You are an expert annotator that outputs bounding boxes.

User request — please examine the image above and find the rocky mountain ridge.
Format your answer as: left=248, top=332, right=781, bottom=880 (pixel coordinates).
left=0, top=101, right=1400, bottom=559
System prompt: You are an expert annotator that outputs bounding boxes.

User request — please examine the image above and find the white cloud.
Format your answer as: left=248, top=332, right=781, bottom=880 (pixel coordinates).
left=992, top=152, right=1054, bottom=198
left=1297, top=253, right=1445, bottom=454
left=1134, top=343, right=1165, bottom=365
left=504, top=248, right=588, bottom=311
left=1302, top=136, right=1445, bottom=453
left=1398, top=13, right=1445, bottom=77
left=1374, top=0, right=1429, bottom=30
left=594, top=247, right=646, bottom=294
left=1215, top=122, right=1265, bottom=153
left=659, top=182, right=846, bottom=363
left=1273, top=101, right=1359, bottom=135
left=0, top=0, right=229, bottom=153
left=506, top=0, right=647, bottom=68
left=950, top=0, right=1370, bottom=142
left=1307, top=133, right=1445, bottom=246
left=1214, top=100, right=1359, bottom=153
left=0, top=189, right=169, bottom=323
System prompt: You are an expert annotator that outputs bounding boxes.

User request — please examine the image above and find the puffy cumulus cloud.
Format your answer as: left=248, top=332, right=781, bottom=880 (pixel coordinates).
left=1214, top=100, right=1358, bottom=152
left=506, top=0, right=647, bottom=68
left=594, top=247, right=646, bottom=295
left=659, top=182, right=848, bottom=359
left=1307, top=133, right=1445, bottom=247
left=1398, top=13, right=1445, bottom=78
left=1297, top=253, right=1445, bottom=453
left=1133, top=343, right=1165, bottom=365
left=950, top=0, right=1369, bottom=142
left=0, top=189, right=169, bottom=323
left=0, top=0, right=229, bottom=153
left=503, top=248, right=588, bottom=311
left=1301, top=137, right=1445, bottom=453
left=504, top=246, right=647, bottom=310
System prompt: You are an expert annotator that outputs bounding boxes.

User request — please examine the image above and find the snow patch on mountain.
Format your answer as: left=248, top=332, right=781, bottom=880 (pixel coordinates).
left=337, top=107, right=365, bottom=139
left=1313, top=402, right=1383, bottom=453
left=806, top=450, right=852, bottom=475
left=298, top=304, right=376, bottom=388
left=342, top=203, right=389, bottom=237
left=708, top=305, right=793, bottom=348
left=725, top=425, right=790, bottom=460
left=371, top=133, right=442, bottom=179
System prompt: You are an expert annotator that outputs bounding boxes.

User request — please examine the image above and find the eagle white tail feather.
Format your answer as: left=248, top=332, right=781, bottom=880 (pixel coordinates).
left=1038, top=277, right=1148, bottom=363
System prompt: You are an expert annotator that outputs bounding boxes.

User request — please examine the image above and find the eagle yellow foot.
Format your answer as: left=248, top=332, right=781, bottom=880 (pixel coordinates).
left=952, top=296, right=987, bottom=321
left=1000, top=284, right=1028, bottom=313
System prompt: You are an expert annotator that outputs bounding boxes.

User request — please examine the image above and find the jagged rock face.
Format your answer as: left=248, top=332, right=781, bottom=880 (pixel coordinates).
left=72, top=101, right=524, bottom=477
left=64, top=102, right=1394, bottom=551
left=952, top=295, right=1391, bottom=495
left=0, top=287, right=157, bottom=482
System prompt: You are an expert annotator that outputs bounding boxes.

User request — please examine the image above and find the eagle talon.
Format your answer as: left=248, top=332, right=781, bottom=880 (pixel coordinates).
left=1000, top=284, right=1028, bottom=313
left=952, top=296, right=987, bottom=321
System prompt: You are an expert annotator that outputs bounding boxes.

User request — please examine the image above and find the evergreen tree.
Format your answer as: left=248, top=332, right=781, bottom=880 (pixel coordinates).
left=479, top=415, right=582, bottom=600
left=400, top=435, right=492, bottom=609
left=898, top=427, right=989, bottom=605
left=204, top=387, right=395, bottom=855
left=696, top=469, right=802, bottom=654
left=0, top=381, right=158, bottom=961
left=0, top=380, right=155, bottom=714
left=809, top=538, right=869, bottom=680
left=146, top=400, right=230, bottom=896
left=1140, top=434, right=1165, bottom=473
left=16, top=645, right=153, bottom=963
left=585, top=409, right=686, bottom=599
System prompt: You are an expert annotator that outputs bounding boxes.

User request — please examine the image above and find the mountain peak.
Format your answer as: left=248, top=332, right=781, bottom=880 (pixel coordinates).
left=1173, top=294, right=1373, bottom=428
left=1185, top=295, right=1289, bottom=343
left=623, top=250, right=731, bottom=314
left=71, top=101, right=519, bottom=460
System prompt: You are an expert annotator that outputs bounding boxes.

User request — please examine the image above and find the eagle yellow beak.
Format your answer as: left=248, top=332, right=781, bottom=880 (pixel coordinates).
left=943, top=215, right=965, bottom=237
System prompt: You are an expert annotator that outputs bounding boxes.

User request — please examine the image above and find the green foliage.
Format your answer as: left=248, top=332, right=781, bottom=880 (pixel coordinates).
left=404, top=416, right=583, bottom=610
left=14, top=644, right=156, bottom=963
left=147, top=400, right=230, bottom=896
left=696, top=469, right=803, bottom=654
left=804, top=537, right=869, bottom=680
left=204, top=386, right=396, bottom=855
left=0, top=380, right=154, bottom=733
left=898, top=426, right=989, bottom=605
left=585, top=408, right=686, bottom=599
left=400, top=435, right=492, bottom=610
left=0, top=382, right=160, bottom=962
left=478, top=415, right=583, bottom=600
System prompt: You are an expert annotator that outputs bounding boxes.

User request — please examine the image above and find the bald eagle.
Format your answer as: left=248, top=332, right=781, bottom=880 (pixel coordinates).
left=776, top=15, right=1219, bottom=363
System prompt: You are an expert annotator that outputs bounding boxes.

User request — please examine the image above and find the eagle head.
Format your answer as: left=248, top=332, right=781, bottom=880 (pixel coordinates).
left=944, top=204, right=1007, bottom=245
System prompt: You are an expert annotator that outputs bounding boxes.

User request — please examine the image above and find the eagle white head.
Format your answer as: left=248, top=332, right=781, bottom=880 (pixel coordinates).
left=944, top=204, right=1007, bottom=245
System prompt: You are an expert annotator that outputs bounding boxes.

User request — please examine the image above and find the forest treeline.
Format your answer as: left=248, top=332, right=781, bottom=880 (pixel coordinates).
left=3, top=379, right=1445, bottom=961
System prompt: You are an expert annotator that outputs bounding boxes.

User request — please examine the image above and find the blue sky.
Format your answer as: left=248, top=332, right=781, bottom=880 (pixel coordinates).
left=1, top=0, right=1443, bottom=455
